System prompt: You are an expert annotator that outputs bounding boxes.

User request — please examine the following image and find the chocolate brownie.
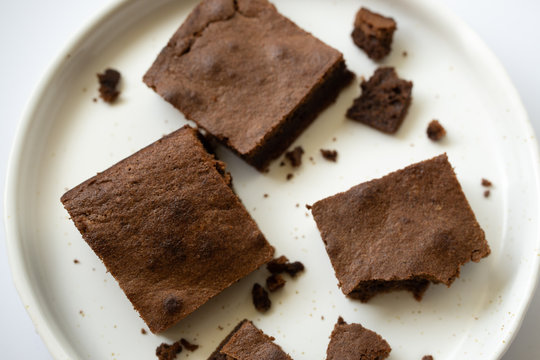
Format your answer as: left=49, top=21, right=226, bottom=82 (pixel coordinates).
left=346, top=67, right=412, bottom=134
left=144, top=0, right=354, bottom=171
left=285, top=146, right=304, bottom=168
left=97, top=68, right=121, bottom=103
left=217, top=320, right=292, bottom=360
left=311, top=154, right=490, bottom=301
left=427, top=120, right=446, bottom=141
left=156, top=340, right=182, bottom=360
left=326, top=317, right=391, bottom=360
left=352, top=8, right=397, bottom=61
left=320, top=149, right=338, bottom=162
left=61, top=126, right=274, bottom=333
left=252, top=283, right=271, bottom=312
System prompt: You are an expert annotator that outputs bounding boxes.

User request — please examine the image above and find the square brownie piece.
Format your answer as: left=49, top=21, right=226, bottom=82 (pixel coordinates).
left=311, top=154, right=490, bottom=302
left=61, top=126, right=274, bottom=333
left=144, top=0, right=354, bottom=171
left=352, top=7, right=397, bottom=61
left=208, top=320, right=292, bottom=360
left=326, top=317, right=391, bottom=360
left=346, top=67, right=412, bottom=134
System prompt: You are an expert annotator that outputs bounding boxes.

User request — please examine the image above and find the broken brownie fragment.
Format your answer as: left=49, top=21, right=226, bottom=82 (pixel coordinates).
left=266, top=274, right=286, bottom=292
left=252, top=283, right=271, bottom=312
left=267, top=256, right=305, bottom=277
left=180, top=338, right=199, bottom=352
left=481, top=178, right=493, bottom=187
left=326, top=317, right=391, bottom=360
left=285, top=146, right=304, bottom=167
left=346, top=67, right=412, bottom=134
left=352, top=7, right=397, bottom=61
left=427, top=120, right=446, bottom=141
left=156, top=340, right=182, bottom=360
left=97, top=68, right=121, bottom=103
left=320, top=149, right=338, bottom=162
left=311, top=154, right=490, bottom=301
left=422, top=356, right=434, bottom=360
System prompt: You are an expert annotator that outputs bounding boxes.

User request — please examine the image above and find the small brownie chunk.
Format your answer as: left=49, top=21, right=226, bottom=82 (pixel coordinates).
left=481, top=178, right=492, bottom=187
left=422, top=356, right=434, bottom=360
left=267, top=256, right=304, bottom=277
left=347, top=67, right=412, bottom=134
left=326, top=317, right=391, bottom=360
left=320, top=149, right=338, bottom=162
left=97, top=68, right=121, bottom=103
left=285, top=146, right=304, bottom=167
left=180, top=339, right=199, bottom=352
left=61, top=126, right=274, bottom=333
left=156, top=340, right=182, bottom=360
left=352, top=8, right=397, bottom=61
left=311, top=154, right=490, bottom=301
left=252, top=283, right=271, bottom=312
left=427, top=120, right=446, bottom=141
left=218, top=320, right=293, bottom=360
left=266, top=274, right=286, bottom=292
left=144, top=0, right=354, bottom=171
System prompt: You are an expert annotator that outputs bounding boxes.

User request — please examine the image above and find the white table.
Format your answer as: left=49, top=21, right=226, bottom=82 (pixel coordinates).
left=1, top=1, right=539, bottom=358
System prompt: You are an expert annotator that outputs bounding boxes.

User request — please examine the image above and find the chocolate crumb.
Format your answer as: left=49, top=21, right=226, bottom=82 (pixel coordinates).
left=73, top=259, right=80, bottom=264
left=332, top=137, right=337, bottom=142
left=402, top=51, right=408, bottom=57
left=79, top=310, right=84, bottom=317
left=163, top=295, right=182, bottom=314
left=320, top=149, right=338, bottom=162
left=285, top=146, right=304, bottom=167
left=306, top=204, right=312, bottom=210
left=266, top=274, right=286, bottom=292
left=422, top=356, right=434, bottom=360
left=218, top=325, right=224, bottom=330
left=252, top=283, right=271, bottom=312
left=180, top=338, right=199, bottom=352
left=285, top=261, right=305, bottom=277
left=280, top=161, right=285, bottom=167
left=156, top=340, right=182, bottom=360
left=141, top=328, right=147, bottom=335
left=295, top=203, right=299, bottom=208
left=484, top=190, right=490, bottom=198
left=286, top=173, right=293, bottom=181
left=267, top=256, right=305, bottom=277
left=92, top=98, right=97, bottom=103
left=427, top=120, right=446, bottom=141
left=321, top=315, right=325, bottom=320
left=263, top=193, right=269, bottom=198
left=481, top=178, right=493, bottom=187
left=97, top=68, right=121, bottom=103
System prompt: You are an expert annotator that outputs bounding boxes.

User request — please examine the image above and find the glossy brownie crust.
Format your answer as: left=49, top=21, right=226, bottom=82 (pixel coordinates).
left=326, top=317, right=391, bottom=360
left=144, top=0, right=353, bottom=171
left=209, top=320, right=292, bottom=360
left=311, top=154, right=490, bottom=301
left=61, top=126, right=274, bottom=333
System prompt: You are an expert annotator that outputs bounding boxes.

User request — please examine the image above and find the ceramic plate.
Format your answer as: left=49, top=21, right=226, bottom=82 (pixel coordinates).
left=5, top=0, right=540, bottom=359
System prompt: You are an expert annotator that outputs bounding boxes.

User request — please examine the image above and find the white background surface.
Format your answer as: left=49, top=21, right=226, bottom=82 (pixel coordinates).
left=1, top=1, right=539, bottom=359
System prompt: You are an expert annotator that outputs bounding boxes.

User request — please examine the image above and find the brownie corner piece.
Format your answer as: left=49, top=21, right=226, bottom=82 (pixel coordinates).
left=61, top=125, right=274, bottom=333
left=346, top=66, right=412, bottom=134
left=352, top=7, right=397, bottom=61
left=209, top=320, right=292, bottom=360
left=326, top=317, right=391, bottom=360
left=143, top=0, right=353, bottom=171
left=311, top=154, right=490, bottom=302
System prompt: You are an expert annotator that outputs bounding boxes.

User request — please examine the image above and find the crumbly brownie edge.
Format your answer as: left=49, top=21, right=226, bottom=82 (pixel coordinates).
left=207, top=320, right=249, bottom=360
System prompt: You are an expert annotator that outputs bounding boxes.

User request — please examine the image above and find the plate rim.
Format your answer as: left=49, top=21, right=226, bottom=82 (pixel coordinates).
left=4, top=0, right=540, bottom=359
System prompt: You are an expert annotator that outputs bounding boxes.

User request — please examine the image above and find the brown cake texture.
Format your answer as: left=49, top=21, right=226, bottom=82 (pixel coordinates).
left=143, top=0, right=354, bottom=171
left=61, top=126, right=274, bottom=333
left=97, top=68, right=121, bottom=103
left=326, top=317, right=391, bottom=360
left=311, top=154, right=490, bottom=302
left=156, top=340, right=182, bottom=360
left=352, top=7, right=397, bottom=61
left=209, top=320, right=292, bottom=360
left=427, top=120, right=446, bottom=141
left=346, top=67, right=412, bottom=134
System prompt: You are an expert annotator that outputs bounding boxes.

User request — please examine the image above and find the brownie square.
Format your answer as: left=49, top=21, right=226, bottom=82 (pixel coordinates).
left=144, top=0, right=354, bottom=171
left=209, top=320, right=292, bottom=360
left=311, top=154, right=490, bottom=301
left=346, top=67, right=412, bottom=134
left=61, top=126, right=274, bottom=333
left=352, top=7, right=397, bottom=61
left=326, top=317, right=391, bottom=360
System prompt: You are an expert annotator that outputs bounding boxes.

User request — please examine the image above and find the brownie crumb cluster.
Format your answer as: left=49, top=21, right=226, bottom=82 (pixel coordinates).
left=155, top=340, right=182, bottom=360
left=320, top=149, right=338, bottom=162
left=266, top=274, right=286, bottom=292
left=427, top=120, right=446, bottom=141
left=97, top=68, right=121, bottom=103
left=352, top=7, right=397, bottom=61
left=482, top=178, right=493, bottom=198
left=285, top=146, right=305, bottom=167
left=347, top=67, right=413, bottom=134
left=180, top=338, right=199, bottom=352
left=252, top=283, right=272, bottom=312
left=267, top=256, right=305, bottom=277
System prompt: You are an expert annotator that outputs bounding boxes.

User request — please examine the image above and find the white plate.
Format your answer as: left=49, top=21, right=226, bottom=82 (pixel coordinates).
left=5, top=0, right=540, bottom=359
